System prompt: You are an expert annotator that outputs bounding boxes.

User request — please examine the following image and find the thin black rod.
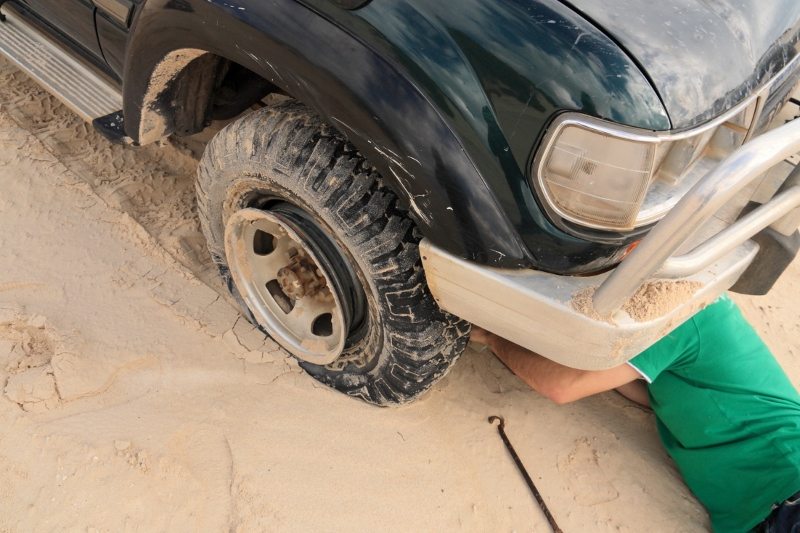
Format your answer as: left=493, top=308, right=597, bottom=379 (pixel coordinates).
left=489, top=416, right=563, bottom=533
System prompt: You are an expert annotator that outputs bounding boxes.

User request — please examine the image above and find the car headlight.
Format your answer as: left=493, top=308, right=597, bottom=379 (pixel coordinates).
left=533, top=100, right=757, bottom=232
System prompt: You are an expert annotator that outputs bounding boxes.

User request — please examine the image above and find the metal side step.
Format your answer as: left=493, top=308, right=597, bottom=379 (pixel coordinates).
left=0, top=8, right=122, bottom=121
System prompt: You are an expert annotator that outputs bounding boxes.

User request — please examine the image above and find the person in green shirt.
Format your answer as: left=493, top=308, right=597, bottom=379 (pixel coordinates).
left=471, top=294, right=800, bottom=532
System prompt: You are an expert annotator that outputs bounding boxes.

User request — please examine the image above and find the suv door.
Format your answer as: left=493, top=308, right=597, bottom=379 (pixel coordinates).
left=19, top=0, right=103, bottom=58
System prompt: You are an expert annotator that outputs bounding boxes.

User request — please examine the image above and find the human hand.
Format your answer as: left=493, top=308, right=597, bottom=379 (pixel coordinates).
left=469, top=325, right=495, bottom=347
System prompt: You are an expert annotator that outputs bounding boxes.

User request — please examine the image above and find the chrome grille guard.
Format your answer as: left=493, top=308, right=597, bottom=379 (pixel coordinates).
left=593, top=118, right=800, bottom=316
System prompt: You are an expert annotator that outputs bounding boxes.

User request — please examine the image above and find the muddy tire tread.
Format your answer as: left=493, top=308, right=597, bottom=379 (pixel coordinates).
left=196, top=101, right=470, bottom=405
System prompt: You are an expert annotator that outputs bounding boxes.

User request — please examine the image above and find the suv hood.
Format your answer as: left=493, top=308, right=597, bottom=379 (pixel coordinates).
left=563, top=0, right=800, bottom=129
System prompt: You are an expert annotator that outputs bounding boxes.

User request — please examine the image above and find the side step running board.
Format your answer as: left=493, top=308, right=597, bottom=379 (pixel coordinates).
left=0, top=7, right=122, bottom=121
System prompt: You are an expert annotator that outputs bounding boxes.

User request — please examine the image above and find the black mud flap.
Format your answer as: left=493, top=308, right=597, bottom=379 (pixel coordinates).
left=731, top=224, right=800, bottom=295
left=92, top=111, right=132, bottom=145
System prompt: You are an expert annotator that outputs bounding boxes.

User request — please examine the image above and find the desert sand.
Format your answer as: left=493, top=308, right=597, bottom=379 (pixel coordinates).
left=0, top=56, right=798, bottom=532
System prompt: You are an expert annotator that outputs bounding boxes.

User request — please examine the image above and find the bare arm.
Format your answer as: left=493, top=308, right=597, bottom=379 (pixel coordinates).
left=616, top=380, right=651, bottom=407
left=488, top=334, right=641, bottom=404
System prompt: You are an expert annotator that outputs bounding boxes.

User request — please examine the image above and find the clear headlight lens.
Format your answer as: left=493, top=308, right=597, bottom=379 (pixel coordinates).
left=541, top=126, right=655, bottom=229
left=535, top=101, right=757, bottom=232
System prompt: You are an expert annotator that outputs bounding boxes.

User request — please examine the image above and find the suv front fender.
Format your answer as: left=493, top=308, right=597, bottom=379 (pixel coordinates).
left=124, top=0, right=534, bottom=267
left=124, top=0, right=669, bottom=272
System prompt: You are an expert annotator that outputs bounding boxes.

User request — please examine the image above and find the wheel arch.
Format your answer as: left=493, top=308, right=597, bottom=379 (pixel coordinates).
left=123, top=0, right=532, bottom=267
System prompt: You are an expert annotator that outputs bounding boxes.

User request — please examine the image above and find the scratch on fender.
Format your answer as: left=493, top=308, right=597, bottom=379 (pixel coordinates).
left=330, top=116, right=361, bottom=136
left=389, top=167, right=432, bottom=226
left=234, top=44, right=284, bottom=81
left=328, top=118, right=414, bottom=174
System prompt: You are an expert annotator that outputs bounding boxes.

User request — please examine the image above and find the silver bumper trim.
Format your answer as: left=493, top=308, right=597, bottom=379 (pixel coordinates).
left=593, top=118, right=800, bottom=315
left=421, top=239, right=757, bottom=370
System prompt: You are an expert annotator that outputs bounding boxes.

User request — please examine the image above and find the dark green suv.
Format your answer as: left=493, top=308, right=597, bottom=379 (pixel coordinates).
left=1, top=0, right=799, bottom=404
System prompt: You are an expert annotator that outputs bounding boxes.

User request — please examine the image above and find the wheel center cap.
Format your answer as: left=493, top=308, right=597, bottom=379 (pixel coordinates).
left=276, top=254, right=327, bottom=300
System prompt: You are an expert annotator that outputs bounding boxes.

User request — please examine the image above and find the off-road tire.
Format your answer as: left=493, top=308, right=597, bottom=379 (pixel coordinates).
left=196, top=101, right=471, bottom=405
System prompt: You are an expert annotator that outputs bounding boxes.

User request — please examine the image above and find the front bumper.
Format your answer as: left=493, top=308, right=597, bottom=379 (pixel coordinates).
left=421, top=118, right=800, bottom=370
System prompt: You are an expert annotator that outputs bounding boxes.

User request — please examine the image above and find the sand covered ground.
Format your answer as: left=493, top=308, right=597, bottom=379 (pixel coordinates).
left=0, top=56, right=798, bottom=532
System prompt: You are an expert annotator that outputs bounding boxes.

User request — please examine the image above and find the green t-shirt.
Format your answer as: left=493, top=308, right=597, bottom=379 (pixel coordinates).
left=628, top=295, right=800, bottom=532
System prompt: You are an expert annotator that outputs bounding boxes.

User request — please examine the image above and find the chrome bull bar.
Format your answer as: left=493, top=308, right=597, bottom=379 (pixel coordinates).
left=593, top=118, right=800, bottom=316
